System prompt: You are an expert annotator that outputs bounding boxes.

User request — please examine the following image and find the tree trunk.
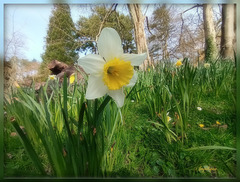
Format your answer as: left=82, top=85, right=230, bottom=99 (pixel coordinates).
left=127, top=4, right=150, bottom=70
left=234, top=4, right=236, bottom=52
left=221, top=4, right=235, bottom=60
left=203, top=4, right=218, bottom=61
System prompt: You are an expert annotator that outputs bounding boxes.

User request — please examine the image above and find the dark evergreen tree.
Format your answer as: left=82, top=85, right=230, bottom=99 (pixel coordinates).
left=41, top=4, right=78, bottom=71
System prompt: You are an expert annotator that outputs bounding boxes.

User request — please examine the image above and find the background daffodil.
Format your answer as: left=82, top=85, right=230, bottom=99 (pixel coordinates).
left=199, top=124, right=204, bottom=128
left=78, top=27, right=147, bottom=107
left=14, top=81, right=20, bottom=88
left=204, top=63, right=210, bottom=69
left=69, top=73, right=75, bottom=84
left=197, top=107, right=202, bottom=111
left=175, top=59, right=183, bottom=67
left=49, top=75, right=56, bottom=80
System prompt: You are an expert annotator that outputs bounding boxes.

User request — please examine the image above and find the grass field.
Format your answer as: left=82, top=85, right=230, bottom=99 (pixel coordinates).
left=4, top=58, right=236, bottom=177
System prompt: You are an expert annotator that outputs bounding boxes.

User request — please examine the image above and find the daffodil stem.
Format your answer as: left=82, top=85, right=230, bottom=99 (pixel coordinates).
left=77, top=101, right=85, bottom=136
left=97, top=95, right=111, bottom=117
left=126, top=84, right=136, bottom=99
left=126, top=85, right=151, bottom=99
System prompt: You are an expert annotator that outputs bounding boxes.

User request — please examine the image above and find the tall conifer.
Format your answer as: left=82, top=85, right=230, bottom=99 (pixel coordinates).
left=41, top=4, right=78, bottom=71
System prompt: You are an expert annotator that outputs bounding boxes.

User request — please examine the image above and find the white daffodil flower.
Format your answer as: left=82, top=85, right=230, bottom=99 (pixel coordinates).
left=78, top=27, right=147, bottom=107
left=197, top=107, right=202, bottom=111
left=204, top=63, right=210, bottom=69
left=49, top=75, right=56, bottom=80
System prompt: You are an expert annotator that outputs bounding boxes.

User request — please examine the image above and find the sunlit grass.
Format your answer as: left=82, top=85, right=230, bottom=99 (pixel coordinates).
left=4, top=58, right=236, bottom=177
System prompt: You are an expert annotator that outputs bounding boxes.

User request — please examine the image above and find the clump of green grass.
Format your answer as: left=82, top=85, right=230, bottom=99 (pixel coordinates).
left=4, top=75, right=122, bottom=177
left=4, top=58, right=236, bottom=178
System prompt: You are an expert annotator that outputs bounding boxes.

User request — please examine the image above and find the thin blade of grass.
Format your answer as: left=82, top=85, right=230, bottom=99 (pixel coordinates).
left=184, top=146, right=236, bottom=151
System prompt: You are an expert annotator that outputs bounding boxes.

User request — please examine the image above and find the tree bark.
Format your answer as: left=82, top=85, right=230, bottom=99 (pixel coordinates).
left=203, top=4, right=218, bottom=61
left=127, top=4, right=150, bottom=70
left=221, top=4, right=235, bottom=60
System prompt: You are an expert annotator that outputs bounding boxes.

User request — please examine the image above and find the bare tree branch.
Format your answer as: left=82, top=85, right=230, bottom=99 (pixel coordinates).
left=146, top=16, right=153, bottom=35
left=95, top=4, right=118, bottom=41
left=178, top=4, right=202, bottom=53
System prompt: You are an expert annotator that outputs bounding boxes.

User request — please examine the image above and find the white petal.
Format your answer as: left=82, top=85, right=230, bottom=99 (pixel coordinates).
left=120, top=53, right=147, bottom=66
left=97, top=27, right=123, bottom=62
left=78, top=54, right=105, bottom=75
left=126, top=71, right=138, bottom=87
left=108, top=88, right=125, bottom=108
left=86, top=75, right=108, bottom=99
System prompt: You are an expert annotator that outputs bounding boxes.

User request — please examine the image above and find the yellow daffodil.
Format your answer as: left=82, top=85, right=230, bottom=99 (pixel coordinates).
left=199, top=124, right=204, bottom=128
left=14, top=81, right=20, bottom=88
left=78, top=27, right=146, bottom=107
left=49, top=75, right=56, bottom=80
left=204, top=63, right=210, bottom=69
left=69, top=73, right=75, bottom=84
left=175, top=59, right=182, bottom=67
left=167, top=116, right=171, bottom=122
left=216, top=121, right=221, bottom=125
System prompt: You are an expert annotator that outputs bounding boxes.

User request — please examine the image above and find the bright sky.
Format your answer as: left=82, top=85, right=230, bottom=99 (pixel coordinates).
left=4, top=4, right=135, bottom=62
left=5, top=5, right=51, bottom=62
left=4, top=4, right=93, bottom=62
